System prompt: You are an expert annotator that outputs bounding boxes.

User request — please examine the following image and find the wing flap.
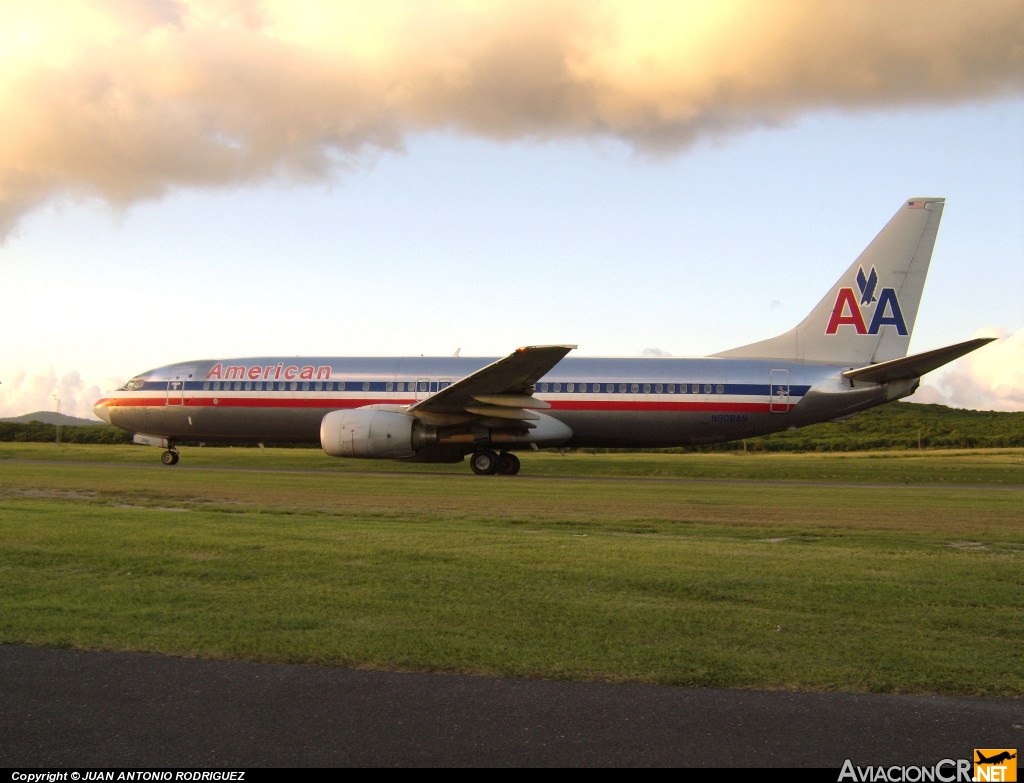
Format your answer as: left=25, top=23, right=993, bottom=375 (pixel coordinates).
left=413, top=411, right=475, bottom=426
left=472, top=393, right=551, bottom=409
left=408, top=345, right=575, bottom=428
left=475, top=417, right=537, bottom=430
left=464, top=405, right=541, bottom=421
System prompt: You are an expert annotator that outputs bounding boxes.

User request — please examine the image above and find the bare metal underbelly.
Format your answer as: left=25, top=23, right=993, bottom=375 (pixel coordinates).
left=111, top=404, right=794, bottom=448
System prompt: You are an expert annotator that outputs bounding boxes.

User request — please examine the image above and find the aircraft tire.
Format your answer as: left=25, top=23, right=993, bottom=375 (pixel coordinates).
left=470, top=449, right=500, bottom=475
left=161, top=450, right=179, bottom=466
left=497, top=452, right=521, bottom=475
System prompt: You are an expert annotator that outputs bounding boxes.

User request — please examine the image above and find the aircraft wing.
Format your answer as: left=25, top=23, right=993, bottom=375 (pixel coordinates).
left=407, top=344, right=576, bottom=426
left=842, top=337, right=995, bottom=384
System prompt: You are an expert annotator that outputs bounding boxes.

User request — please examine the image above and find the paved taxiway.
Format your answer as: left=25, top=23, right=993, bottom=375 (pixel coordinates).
left=1, top=645, right=1020, bottom=767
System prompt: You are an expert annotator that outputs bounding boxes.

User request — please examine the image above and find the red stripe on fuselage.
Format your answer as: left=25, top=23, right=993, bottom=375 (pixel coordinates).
left=96, top=396, right=792, bottom=414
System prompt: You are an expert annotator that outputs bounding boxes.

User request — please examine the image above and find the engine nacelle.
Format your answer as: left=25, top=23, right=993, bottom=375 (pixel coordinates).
left=321, top=407, right=423, bottom=459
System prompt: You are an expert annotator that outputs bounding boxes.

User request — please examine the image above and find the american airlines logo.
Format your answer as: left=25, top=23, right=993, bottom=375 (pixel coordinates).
left=826, top=265, right=908, bottom=336
left=206, top=363, right=332, bottom=381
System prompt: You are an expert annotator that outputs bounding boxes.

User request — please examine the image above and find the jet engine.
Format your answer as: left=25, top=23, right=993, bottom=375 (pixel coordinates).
left=321, top=404, right=573, bottom=465
left=320, top=407, right=435, bottom=459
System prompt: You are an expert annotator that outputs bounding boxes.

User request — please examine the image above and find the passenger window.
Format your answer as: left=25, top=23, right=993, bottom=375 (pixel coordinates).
left=244, top=382, right=252, bottom=391
left=553, top=383, right=561, bottom=392
left=631, top=383, right=639, bottom=393
left=704, top=384, right=712, bottom=394
left=716, top=384, right=724, bottom=394
left=290, top=382, right=298, bottom=391
left=655, top=384, right=663, bottom=393
left=643, top=384, right=651, bottom=393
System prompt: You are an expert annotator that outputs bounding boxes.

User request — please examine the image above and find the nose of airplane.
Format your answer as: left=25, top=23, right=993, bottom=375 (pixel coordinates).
left=93, top=399, right=111, bottom=424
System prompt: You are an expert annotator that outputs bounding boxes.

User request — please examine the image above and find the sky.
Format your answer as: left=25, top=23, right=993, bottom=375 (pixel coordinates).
left=1, top=0, right=1023, bottom=419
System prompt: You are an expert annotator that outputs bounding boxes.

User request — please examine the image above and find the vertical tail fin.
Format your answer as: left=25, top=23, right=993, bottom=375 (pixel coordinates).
left=714, top=198, right=945, bottom=364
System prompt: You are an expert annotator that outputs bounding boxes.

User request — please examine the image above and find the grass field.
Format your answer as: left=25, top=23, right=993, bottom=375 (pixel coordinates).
left=1, top=443, right=1022, bottom=696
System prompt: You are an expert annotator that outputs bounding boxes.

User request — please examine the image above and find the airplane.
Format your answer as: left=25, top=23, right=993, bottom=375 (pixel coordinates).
left=976, top=751, right=1017, bottom=765
left=93, top=197, right=994, bottom=475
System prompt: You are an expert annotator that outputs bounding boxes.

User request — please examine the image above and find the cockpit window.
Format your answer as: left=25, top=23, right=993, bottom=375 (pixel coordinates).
left=120, top=377, right=144, bottom=391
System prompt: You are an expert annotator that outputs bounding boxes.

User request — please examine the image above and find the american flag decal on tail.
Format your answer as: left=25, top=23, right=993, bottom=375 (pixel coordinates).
left=907, top=200, right=925, bottom=209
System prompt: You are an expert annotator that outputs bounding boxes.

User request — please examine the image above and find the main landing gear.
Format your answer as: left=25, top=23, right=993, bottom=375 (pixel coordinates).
left=469, top=449, right=521, bottom=476
left=161, top=449, right=180, bottom=465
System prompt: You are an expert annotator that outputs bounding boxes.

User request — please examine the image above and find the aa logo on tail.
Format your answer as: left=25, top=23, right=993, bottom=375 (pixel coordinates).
left=826, top=265, right=908, bottom=336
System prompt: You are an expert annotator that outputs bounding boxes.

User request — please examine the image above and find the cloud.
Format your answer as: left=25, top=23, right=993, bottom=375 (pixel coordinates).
left=911, top=328, right=1024, bottom=411
left=1, top=0, right=1022, bottom=237
left=0, top=367, right=108, bottom=420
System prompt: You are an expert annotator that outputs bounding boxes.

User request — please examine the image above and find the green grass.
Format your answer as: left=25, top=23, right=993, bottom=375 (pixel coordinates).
left=1, top=444, right=1021, bottom=696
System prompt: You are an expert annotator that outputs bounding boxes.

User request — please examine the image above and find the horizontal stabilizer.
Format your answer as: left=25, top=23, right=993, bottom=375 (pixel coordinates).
left=842, top=338, right=995, bottom=384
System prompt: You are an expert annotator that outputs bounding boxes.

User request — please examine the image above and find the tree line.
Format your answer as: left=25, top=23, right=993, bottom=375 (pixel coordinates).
left=0, top=420, right=133, bottom=444
left=694, top=402, right=1024, bottom=452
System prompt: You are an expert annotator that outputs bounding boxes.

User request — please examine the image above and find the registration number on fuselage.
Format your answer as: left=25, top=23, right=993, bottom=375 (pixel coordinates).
left=709, top=414, right=749, bottom=423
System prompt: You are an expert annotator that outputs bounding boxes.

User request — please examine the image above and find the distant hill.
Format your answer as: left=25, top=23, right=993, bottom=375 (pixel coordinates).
left=0, top=411, right=104, bottom=426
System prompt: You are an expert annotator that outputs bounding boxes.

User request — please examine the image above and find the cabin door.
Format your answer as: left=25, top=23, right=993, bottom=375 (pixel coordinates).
left=166, top=366, right=194, bottom=406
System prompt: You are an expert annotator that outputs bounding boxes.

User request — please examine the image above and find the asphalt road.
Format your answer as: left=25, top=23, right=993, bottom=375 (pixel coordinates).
left=1, top=645, right=1021, bottom=768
